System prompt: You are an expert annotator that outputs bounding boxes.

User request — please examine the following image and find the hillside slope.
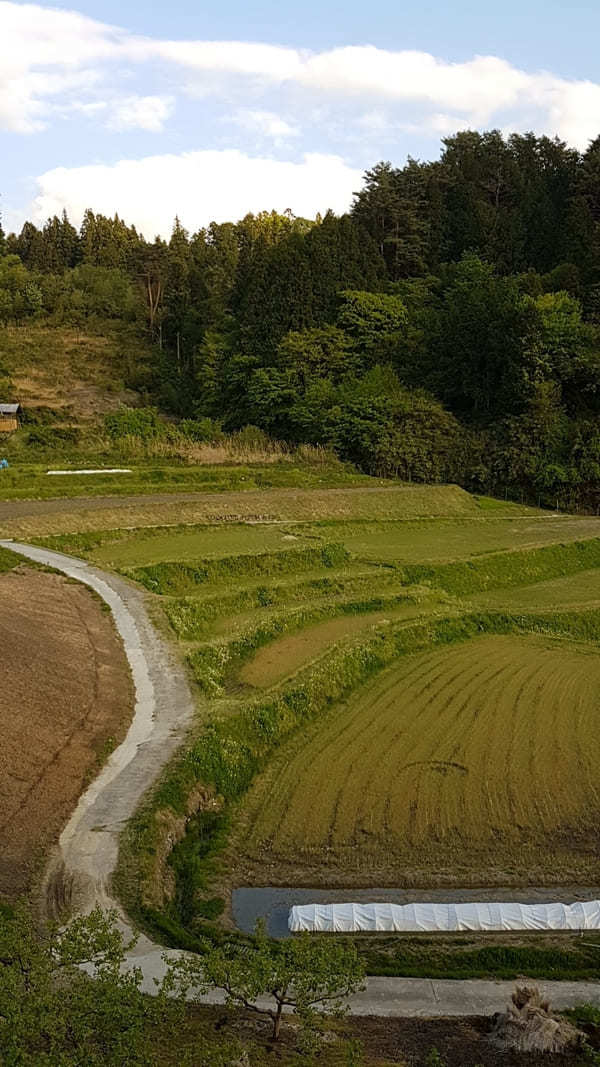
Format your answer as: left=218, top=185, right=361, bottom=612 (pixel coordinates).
left=0, top=322, right=153, bottom=428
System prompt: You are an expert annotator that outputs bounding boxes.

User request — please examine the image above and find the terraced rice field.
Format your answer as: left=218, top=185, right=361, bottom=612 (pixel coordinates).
left=238, top=603, right=426, bottom=689
left=331, top=515, right=600, bottom=562
left=468, top=568, right=600, bottom=612
left=27, top=482, right=600, bottom=908
left=90, top=524, right=316, bottom=567
left=235, top=634, right=600, bottom=886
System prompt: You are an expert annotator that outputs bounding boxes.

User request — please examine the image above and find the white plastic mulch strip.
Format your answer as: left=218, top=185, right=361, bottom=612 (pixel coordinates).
left=288, top=900, right=600, bottom=933
left=46, top=469, right=133, bottom=475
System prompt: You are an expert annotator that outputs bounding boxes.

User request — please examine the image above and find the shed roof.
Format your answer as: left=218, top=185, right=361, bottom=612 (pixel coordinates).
left=0, top=404, right=21, bottom=415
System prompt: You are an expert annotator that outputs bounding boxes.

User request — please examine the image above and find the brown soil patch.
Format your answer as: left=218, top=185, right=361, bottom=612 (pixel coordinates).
left=343, top=1014, right=584, bottom=1066
left=0, top=567, right=133, bottom=897
left=174, top=1007, right=588, bottom=1066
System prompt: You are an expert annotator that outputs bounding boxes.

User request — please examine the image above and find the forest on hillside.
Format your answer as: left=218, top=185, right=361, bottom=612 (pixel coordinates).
left=3, top=129, right=600, bottom=508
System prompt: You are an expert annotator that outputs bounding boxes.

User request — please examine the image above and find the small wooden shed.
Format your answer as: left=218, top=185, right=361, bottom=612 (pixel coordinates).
left=0, top=404, right=22, bottom=433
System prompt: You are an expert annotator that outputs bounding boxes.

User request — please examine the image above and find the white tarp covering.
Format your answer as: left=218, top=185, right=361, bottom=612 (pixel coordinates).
left=288, top=900, right=600, bottom=934
left=47, top=469, right=132, bottom=475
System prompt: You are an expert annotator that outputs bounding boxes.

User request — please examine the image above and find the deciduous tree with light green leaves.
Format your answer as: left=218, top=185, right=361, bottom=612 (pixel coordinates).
left=168, top=921, right=365, bottom=1042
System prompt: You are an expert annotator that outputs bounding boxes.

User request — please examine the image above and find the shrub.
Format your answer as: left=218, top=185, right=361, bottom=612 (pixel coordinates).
left=104, top=406, right=164, bottom=440
left=26, top=425, right=80, bottom=447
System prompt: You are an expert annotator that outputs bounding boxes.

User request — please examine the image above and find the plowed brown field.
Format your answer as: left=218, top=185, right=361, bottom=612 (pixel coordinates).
left=0, top=567, right=132, bottom=896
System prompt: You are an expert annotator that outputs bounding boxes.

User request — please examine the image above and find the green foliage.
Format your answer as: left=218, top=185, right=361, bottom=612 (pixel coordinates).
left=426, top=254, right=538, bottom=417
left=424, top=1050, right=447, bottom=1067
left=0, top=545, right=21, bottom=572
left=26, top=425, right=80, bottom=448
left=7, top=138, right=600, bottom=510
left=0, top=904, right=179, bottom=1065
left=104, top=406, right=164, bottom=441
left=362, top=937, right=600, bottom=980
left=168, top=921, right=364, bottom=1041
left=164, top=569, right=398, bottom=637
left=336, top=289, right=408, bottom=353
left=328, top=371, right=474, bottom=480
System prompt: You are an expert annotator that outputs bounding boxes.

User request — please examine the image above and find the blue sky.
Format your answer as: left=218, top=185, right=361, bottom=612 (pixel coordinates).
left=3, top=0, right=600, bottom=238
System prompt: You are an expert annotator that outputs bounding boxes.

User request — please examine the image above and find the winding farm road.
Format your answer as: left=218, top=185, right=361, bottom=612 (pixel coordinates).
left=3, top=539, right=600, bottom=1018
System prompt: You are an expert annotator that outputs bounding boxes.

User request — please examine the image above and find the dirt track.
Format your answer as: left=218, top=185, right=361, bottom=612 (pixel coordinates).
left=0, top=568, right=132, bottom=896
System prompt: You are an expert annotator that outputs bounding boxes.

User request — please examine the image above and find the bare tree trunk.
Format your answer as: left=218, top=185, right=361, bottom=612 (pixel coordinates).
left=271, top=1003, right=284, bottom=1041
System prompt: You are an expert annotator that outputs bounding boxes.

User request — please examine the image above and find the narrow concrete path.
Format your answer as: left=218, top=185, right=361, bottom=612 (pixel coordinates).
left=3, top=539, right=600, bottom=1018
left=0, top=540, right=196, bottom=922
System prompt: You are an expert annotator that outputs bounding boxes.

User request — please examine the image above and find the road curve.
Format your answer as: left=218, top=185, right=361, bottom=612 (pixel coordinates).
left=0, top=540, right=196, bottom=925
left=3, top=539, right=600, bottom=1017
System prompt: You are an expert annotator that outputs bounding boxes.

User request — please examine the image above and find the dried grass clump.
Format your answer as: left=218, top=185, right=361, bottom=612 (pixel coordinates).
left=490, top=986, right=585, bottom=1054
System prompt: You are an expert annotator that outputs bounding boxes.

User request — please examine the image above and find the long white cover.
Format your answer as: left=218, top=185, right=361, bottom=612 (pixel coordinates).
left=288, top=900, right=600, bottom=933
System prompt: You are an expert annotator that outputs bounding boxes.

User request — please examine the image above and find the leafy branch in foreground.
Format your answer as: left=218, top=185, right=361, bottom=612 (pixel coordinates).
left=0, top=903, right=179, bottom=1066
left=167, top=920, right=365, bottom=1041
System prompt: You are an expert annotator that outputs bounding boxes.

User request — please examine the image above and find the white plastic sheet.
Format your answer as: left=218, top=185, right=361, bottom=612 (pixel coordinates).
left=288, top=900, right=600, bottom=933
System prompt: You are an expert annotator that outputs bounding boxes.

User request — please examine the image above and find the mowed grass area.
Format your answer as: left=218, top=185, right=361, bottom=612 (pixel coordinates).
left=32, top=511, right=600, bottom=568
left=0, top=458, right=377, bottom=503
left=468, top=568, right=600, bottom=612
left=235, top=634, right=600, bottom=886
left=337, top=514, right=600, bottom=563
left=91, top=523, right=317, bottom=566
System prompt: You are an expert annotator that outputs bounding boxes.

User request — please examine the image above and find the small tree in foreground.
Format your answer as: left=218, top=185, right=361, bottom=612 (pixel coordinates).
left=168, top=922, right=365, bottom=1041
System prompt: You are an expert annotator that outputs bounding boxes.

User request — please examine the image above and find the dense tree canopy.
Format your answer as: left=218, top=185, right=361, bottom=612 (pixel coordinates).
left=5, top=127, right=600, bottom=507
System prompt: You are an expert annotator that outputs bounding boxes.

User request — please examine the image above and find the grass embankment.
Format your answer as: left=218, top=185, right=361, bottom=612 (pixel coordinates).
left=185, top=590, right=429, bottom=695
left=403, top=535, right=600, bottom=595
left=0, top=545, right=21, bottom=572
left=127, top=543, right=352, bottom=595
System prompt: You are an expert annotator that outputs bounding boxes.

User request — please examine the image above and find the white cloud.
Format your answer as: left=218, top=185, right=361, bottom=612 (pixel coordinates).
left=3, top=0, right=600, bottom=148
left=30, top=149, right=363, bottom=237
left=143, top=39, right=302, bottom=81
left=0, top=1, right=123, bottom=131
left=228, top=109, right=299, bottom=139
left=107, top=94, right=174, bottom=132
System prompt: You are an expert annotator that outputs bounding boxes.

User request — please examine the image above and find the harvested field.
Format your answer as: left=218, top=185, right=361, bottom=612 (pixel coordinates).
left=0, top=483, right=485, bottom=539
left=238, top=604, right=428, bottom=689
left=236, top=634, right=600, bottom=886
left=0, top=568, right=132, bottom=897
